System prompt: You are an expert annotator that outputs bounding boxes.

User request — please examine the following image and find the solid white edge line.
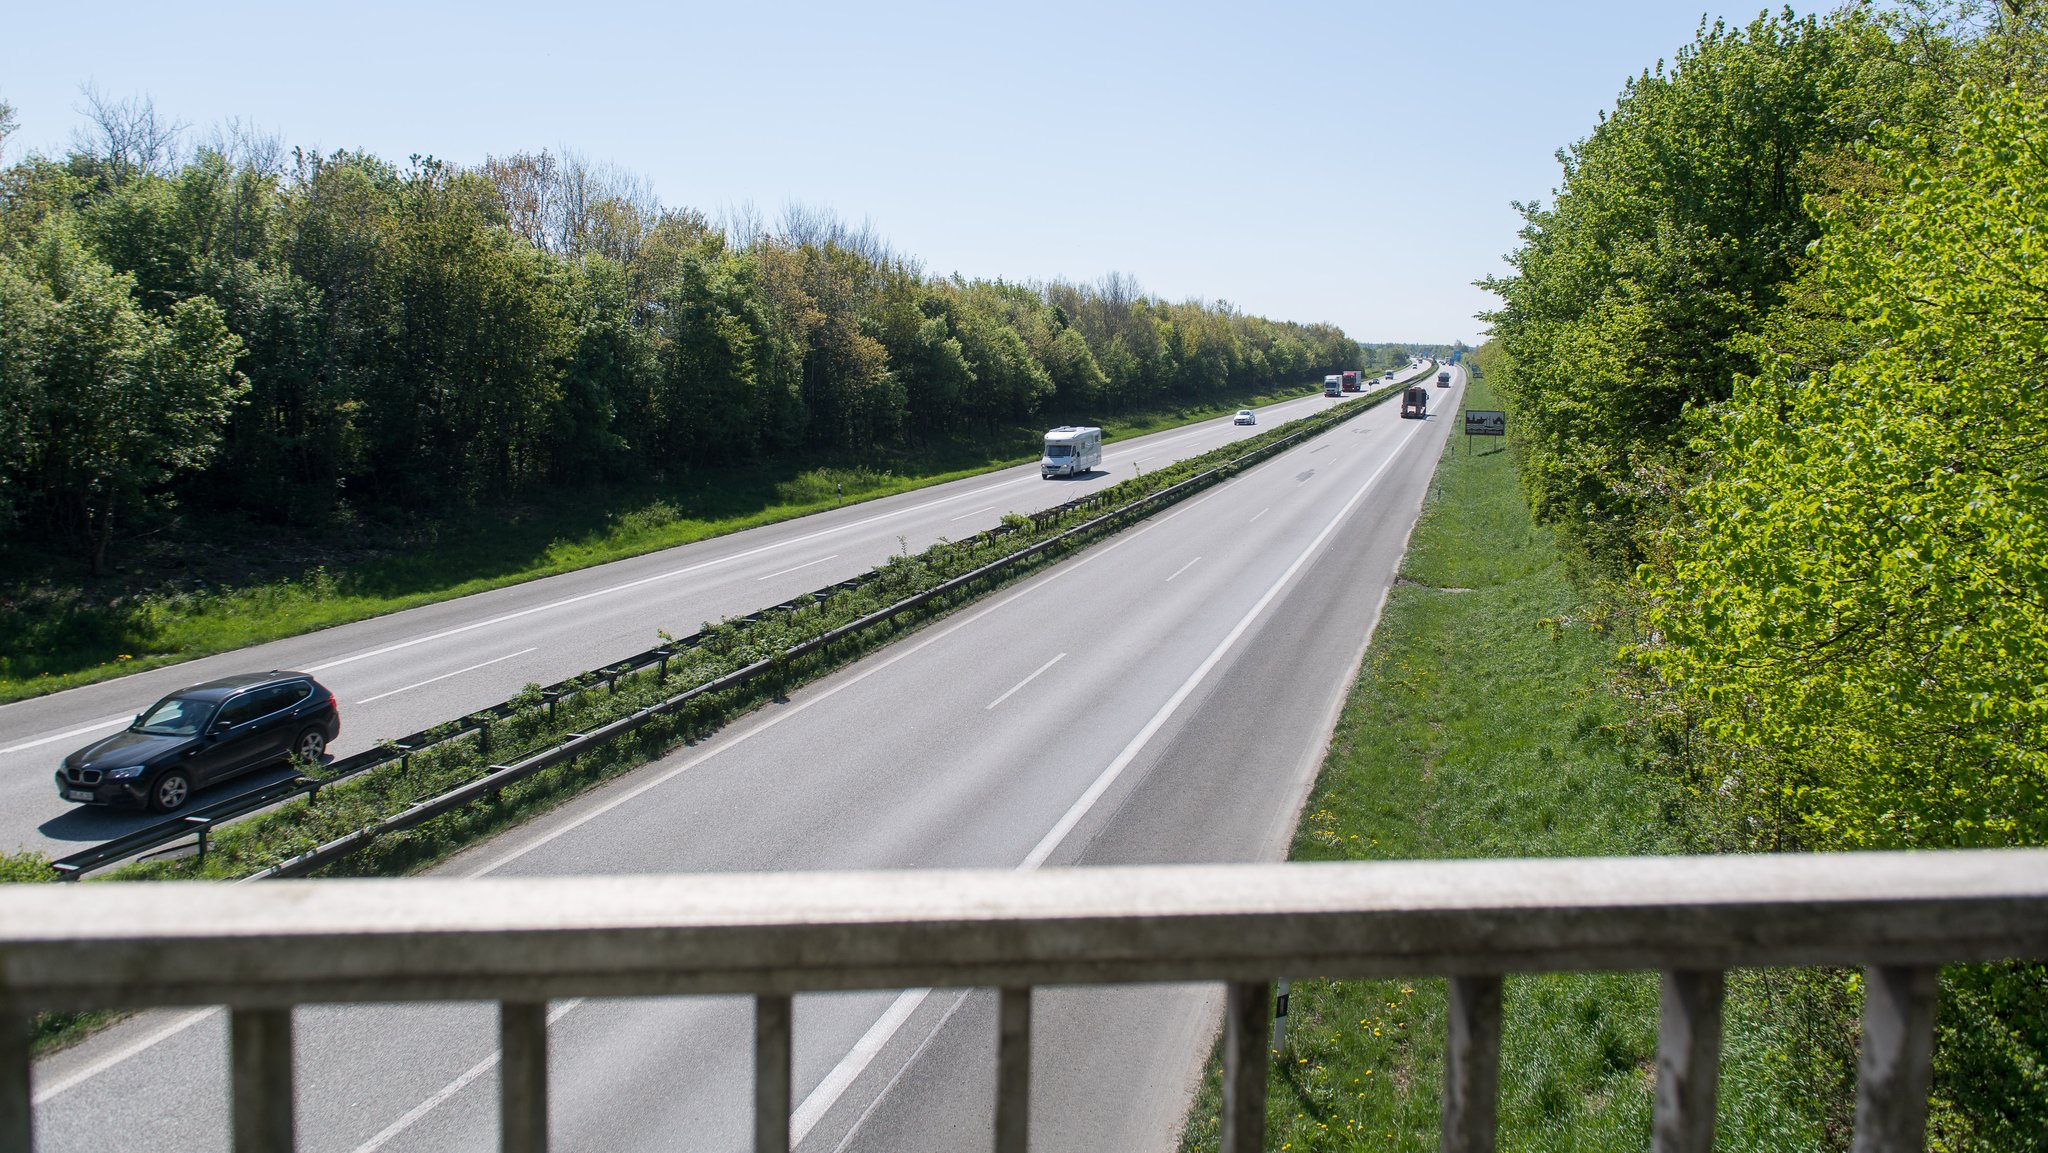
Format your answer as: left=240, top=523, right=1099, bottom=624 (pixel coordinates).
left=20, top=404, right=1323, bottom=1128
left=304, top=406, right=1273, bottom=678
left=789, top=988, right=933, bottom=1146
left=803, top=416, right=1419, bottom=1147
left=1018, top=424, right=1415, bottom=872
left=459, top=490, right=1221, bottom=882
left=300, top=476, right=1048, bottom=675
left=824, top=989, right=976, bottom=1153
left=318, top=509, right=1201, bottom=1145
left=31, top=1007, right=218, bottom=1104
left=2, top=398, right=1295, bottom=750
left=756, top=555, right=840, bottom=582
left=0, top=713, right=135, bottom=756
left=985, top=652, right=1067, bottom=711
left=355, top=648, right=539, bottom=705
left=345, top=999, right=581, bottom=1153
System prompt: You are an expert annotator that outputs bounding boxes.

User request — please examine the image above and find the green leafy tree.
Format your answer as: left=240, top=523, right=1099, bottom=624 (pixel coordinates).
left=1482, top=8, right=1949, bottom=570
left=1639, top=81, right=2048, bottom=1146
left=17, top=221, right=246, bottom=572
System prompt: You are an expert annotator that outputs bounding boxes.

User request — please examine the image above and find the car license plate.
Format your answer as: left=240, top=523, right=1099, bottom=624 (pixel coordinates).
left=65, top=789, right=94, bottom=802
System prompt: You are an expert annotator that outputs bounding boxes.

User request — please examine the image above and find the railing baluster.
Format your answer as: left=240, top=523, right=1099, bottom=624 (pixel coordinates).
left=755, top=993, right=792, bottom=1153
left=1, top=1009, right=30, bottom=1153
left=1654, top=970, right=1724, bottom=1153
left=231, top=1006, right=295, bottom=1153
left=1220, top=980, right=1270, bottom=1153
left=1852, top=965, right=1938, bottom=1153
left=500, top=1001, right=549, bottom=1153
left=994, top=987, right=1032, bottom=1153
left=1441, top=975, right=1502, bottom=1153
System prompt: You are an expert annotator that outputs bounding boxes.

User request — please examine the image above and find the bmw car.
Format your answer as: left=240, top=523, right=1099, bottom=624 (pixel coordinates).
left=55, top=671, right=341, bottom=812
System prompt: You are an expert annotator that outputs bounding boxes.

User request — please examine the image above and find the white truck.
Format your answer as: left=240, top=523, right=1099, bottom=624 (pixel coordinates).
left=1324, top=374, right=1343, bottom=397
left=1040, top=426, right=1102, bottom=478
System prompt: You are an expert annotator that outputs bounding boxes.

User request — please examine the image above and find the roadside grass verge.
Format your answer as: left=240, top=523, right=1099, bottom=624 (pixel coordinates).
left=0, top=382, right=1320, bottom=704
left=1177, top=376, right=1832, bottom=1152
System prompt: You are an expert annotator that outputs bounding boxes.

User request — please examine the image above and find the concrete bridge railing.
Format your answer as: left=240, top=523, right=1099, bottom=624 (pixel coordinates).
left=4, top=849, right=2045, bottom=1153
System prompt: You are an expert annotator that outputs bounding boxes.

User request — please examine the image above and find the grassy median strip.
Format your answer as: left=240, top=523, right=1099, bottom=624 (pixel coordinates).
left=1176, top=376, right=1831, bottom=1152
left=0, top=384, right=1324, bottom=705
left=62, top=387, right=1402, bottom=885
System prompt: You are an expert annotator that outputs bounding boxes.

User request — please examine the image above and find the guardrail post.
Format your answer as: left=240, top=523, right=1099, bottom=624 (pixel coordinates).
left=500, top=1001, right=549, bottom=1153
left=1441, top=975, right=1502, bottom=1153
left=1270, top=979, right=1289, bottom=1057
left=231, top=1007, right=295, bottom=1153
left=1851, top=965, right=1937, bottom=1153
left=1654, top=970, right=1724, bottom=1153
left=755, top=993, right=792, bottom=1153
left=995, top=987, right=1032, bottom=1153
left=1, top=1009, right=30, bottom=1153
left=1220, top=980, right=1269, bottom=1153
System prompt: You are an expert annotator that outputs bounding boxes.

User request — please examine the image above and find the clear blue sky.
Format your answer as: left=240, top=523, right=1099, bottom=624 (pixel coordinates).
left=3, top=1, right=1811, bottom=346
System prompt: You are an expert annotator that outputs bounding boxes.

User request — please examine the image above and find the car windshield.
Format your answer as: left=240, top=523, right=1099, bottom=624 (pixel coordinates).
left=1045, top=445, right=1073, bottom=457
left=134, top=694, right=215, bottom=736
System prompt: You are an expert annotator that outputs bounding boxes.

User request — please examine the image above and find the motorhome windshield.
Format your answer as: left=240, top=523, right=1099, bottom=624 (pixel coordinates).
left=1045, top=444, right=1073, bottom=457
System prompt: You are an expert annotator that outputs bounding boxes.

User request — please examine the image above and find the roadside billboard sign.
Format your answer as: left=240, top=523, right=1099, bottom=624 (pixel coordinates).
left=1464, top=410, right=1507, bottom=436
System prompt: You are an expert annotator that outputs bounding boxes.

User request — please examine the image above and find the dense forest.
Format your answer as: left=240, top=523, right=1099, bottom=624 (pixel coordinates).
left=1480, top=4, right=2047, bottom=1146
left=0, top=100, right=1362, bottom=575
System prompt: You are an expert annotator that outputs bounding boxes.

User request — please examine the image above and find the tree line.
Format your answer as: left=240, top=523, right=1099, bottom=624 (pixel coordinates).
left=0, top=108, right=1362, bottom=573
left=1480, top=6, right=2048, bottom=1145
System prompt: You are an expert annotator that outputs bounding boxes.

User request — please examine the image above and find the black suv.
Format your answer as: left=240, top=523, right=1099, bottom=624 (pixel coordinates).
left=56, top=671, right=342, bottom=813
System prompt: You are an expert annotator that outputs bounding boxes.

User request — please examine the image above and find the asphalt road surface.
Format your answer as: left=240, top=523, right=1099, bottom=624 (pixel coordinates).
left=0, top=379, right=1423, bottom=859
left=28, top=365, right=1466, bottom=1152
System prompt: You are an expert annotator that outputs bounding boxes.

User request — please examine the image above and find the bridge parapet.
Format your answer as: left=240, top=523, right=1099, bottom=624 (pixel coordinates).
left=5, top=850, right=2044, bottom=1152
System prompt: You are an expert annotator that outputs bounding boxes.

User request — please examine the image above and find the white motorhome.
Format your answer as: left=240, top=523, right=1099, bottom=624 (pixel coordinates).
left=1040, top=426, right=1102, bottom=478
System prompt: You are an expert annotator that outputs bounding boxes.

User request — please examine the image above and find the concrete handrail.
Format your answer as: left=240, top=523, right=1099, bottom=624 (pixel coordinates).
left=4, top=849, right=2044, bottom=1152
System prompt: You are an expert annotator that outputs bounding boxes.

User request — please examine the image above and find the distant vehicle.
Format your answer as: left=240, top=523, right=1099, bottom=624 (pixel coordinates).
left=1040, top=425, right=1102, bottom=478
left=1341, top=370, right=1361, bottom=392
left=1384, top=369, right=1397, bottom=379
left=1400, top=386, right=1429, bottom=419
left=56, top=671, right=341, bottom=812
left=1438, top=369, right=1452, bottom=387
left=1324, top=375, right=1343, bottom=397
left=1233, top=409, right=1256, bottom=426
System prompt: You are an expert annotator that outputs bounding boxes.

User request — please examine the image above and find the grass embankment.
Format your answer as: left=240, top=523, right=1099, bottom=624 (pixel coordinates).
left=0, top=383, right=1320, bottom=704
left=1178, top=376, right=1830, bottom=1152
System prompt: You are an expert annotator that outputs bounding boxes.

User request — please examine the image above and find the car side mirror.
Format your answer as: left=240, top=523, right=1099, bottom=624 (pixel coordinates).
left=209, top=722, right=231, bottom=737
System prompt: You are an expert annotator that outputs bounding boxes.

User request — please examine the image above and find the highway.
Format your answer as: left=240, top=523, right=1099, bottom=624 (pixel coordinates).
left=29, top=366, right=1467, bottom=1152
left=0, top=380, right=1407, bottom=860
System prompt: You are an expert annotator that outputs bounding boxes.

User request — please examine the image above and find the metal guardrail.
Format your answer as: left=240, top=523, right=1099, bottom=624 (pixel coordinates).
left=53, top=373, right=1428, bottom=881
left=243, top=377, right=1419, bottom=881
left=2, top=848, right=2040, bottom=1152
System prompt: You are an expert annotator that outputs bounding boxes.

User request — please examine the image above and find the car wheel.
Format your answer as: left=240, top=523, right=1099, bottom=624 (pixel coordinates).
left=150, top=770, right=192, bottom=813
left=292, top=728, right=328, bottom=763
